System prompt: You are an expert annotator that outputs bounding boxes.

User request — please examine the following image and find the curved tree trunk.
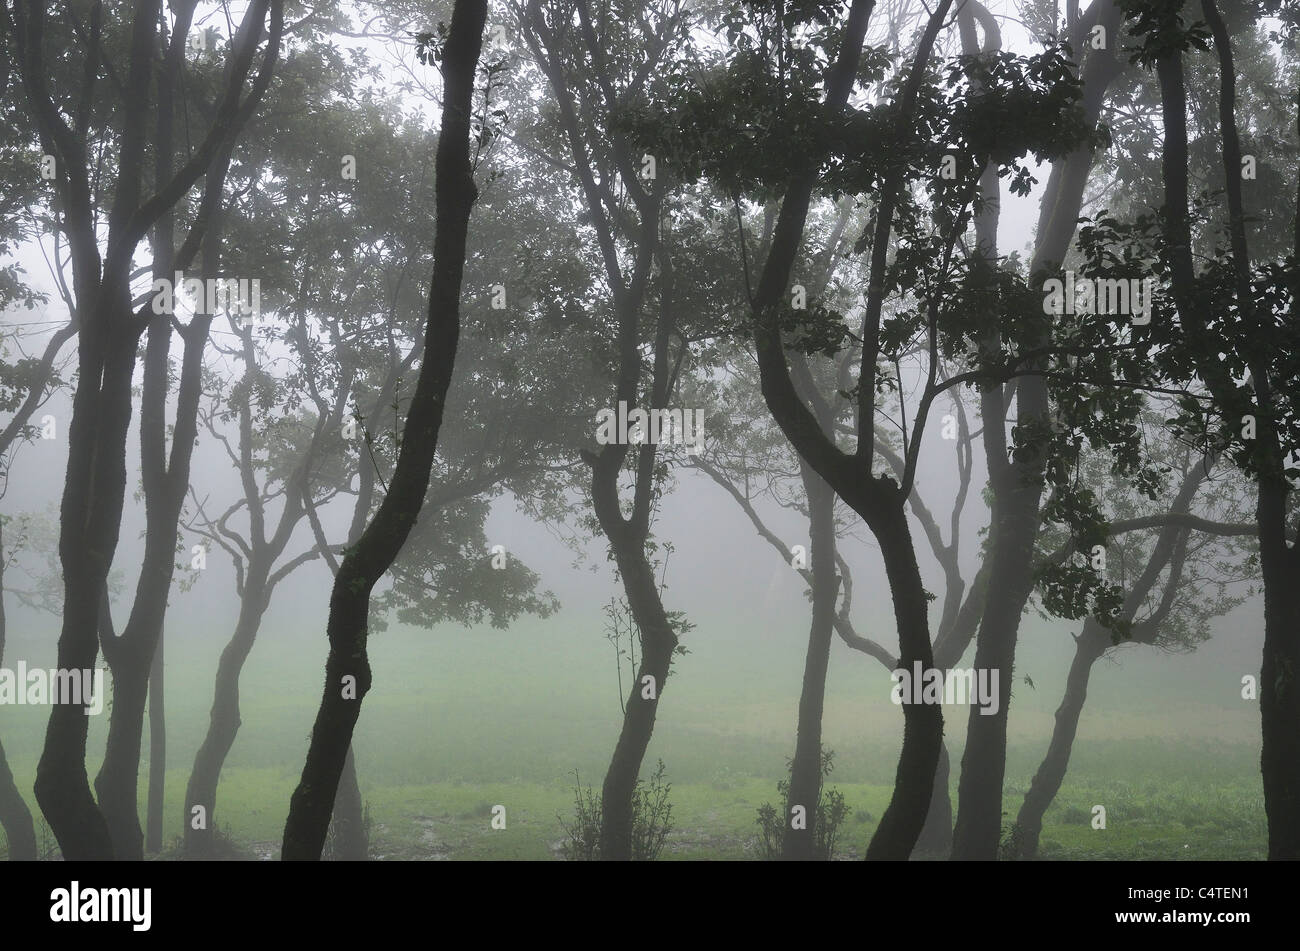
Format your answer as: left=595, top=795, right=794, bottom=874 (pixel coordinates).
left=596, top=540, right=678, bottom=861
left=863, top=505, right=945, bottom=860
left=950, top=471, right=1043, bottom=860
left=1154, top=3, right=1300, bottom=859
left=1010, top=450, right=1210, bottom=859
left=183, top=571, right=268, bottom=856
left=145, top=627, right=165, bottom=854
left=782, top=466, right=838, bottom=860
left=0, top=522, right=38, bottom=860
left=742, top=0, right=944, bottom=862
left=16, top=0, right=282, bottom=860
left=280, top=0, right=486, bottom=860
left=95, top=143, right=232, bottom=861
left=0, top=746, right=36, bottom=862
left=1010, top=623, right=1109, bottom=859
left=35, top=324, right=136, bottom=861
left=93, top=0, right=286, bottom=856
left=950, top=3, right=1122, bottom=860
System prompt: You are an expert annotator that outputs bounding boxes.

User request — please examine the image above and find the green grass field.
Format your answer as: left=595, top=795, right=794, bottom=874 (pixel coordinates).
left=0, top=609, right=1267, bottom=860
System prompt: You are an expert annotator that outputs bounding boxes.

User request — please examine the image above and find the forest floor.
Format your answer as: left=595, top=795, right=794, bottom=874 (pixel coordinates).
left=0, top=613, right=1265, bottom=860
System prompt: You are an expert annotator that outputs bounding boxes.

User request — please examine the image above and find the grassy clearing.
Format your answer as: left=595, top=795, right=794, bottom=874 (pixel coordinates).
left=0, top=614, right=1267, bottom=860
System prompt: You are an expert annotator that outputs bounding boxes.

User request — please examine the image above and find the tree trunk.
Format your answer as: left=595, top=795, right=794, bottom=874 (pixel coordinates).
left=782, top=465, right=838, bottom=860
left=742, top=0, right=942, bottom=861
left=1010, top=622, right=1109, bottom=859
left=145, top=630, right=165, bottom=854
left=0, top=745, right=36, bottom=862
left=1006, top=456, right=1202, bottom=861
left=280, top=0, right=486, bottom=860
left=1258, top=484, right=1300, bottom=859
left=94, top=656, right=151, bottom=860
left=1156, top=5, right=1300, bottom=859
left=950, top=467, right=1043, bottom=860
left=0, top=521, right=38, bottom=860
left=329, top=745, right=368, bottom=860
left=96, top=212, right=226, bottom=861
left=183, top=571, right=268, bottom=856
left=1203, top=0, right=1300, bottom=862
left=948, top=4, right=1121, bottom=862
left=597, top=541, right=678, bottom=861
left=864, top=503, right=944, bottom=860
left=35, top=319, right=137, bottom=861
left=17, top=0, right=281, bottom=862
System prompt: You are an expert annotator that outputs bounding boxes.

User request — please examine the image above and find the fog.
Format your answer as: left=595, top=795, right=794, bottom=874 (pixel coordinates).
left=0, top=0, right=1290, bottom=878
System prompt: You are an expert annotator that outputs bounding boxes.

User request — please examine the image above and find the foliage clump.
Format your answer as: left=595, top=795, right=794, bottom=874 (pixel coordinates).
left=560, top=759, right=673, bottom=861
left=756, top=749, right=849, bottom=860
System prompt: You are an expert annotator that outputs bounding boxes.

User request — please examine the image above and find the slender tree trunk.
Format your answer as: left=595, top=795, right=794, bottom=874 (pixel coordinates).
left=949, top=4, right=1121, bottom=862
left=1258, top=485, right=1300, bottom=859
left=18, top=0, right=281, bottom=862
left=782, top=466, right=838, bottom=860
left=1010, top=622, right=1109, bottom=859
left=587, top=260, right=676, bottom=861
left=329, top=745, right=367, bottom=860
left=96, top=94, right=243, bottom=852
left=35, top=318, right=137, bottom=861
left=183, top=572, right=268, bottom=856
left=1205, top=0, right=1300, bottom=861
left=950, top=469, right=1042, bottom=860
left=0, top=522, right=38, bottom=860
left=743, top=0, right=944, bottom=861
left=94, top=655, right=152, bottom=859
left=0, top=745, right=35, bottom=862
left=948, top=0, right=1022, bottom=864
left=280, top=0, right=486, bottom=860
left=1158, top=3, right=1300, bottom=859
left=864, top=504, right=944, bottom=860
left=145, top=630, right=165, bottom=854
left=96, top=223, right=225, bottom=861
left=597, top=541, right=678, bottom=861
left=1009, top=453, right=1208, bottom=858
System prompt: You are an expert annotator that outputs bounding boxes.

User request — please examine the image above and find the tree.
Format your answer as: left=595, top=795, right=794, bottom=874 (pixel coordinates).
left=511, top=0, right=706, bottom=860
left=1009, top=423, right=1257, bottom=858
left=950, top=0, right=1126, bottom=860
left=732, top=0, right=950, bottom=861
left=280, top=0, right=489, bottom=860
left=0, top=516, right=36, bottom=859
left=1124, top=0, right=1300, bottom=858
left=0, top=6, right=71, bottom=491
left=178, top=56, right=434, bottom=859
left=5, top=0, right=284, bottom=859
left=694, top=343, right=985, bottom=857
left=703, top=0, right=1094, bottom=859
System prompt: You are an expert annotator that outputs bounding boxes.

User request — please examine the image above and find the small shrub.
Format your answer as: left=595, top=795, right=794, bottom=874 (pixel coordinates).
left=756, top=748, right=849, bottom=860
left=559, top=759, right=673, bottom=861
left=558, top=771, right=603, bottom=861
